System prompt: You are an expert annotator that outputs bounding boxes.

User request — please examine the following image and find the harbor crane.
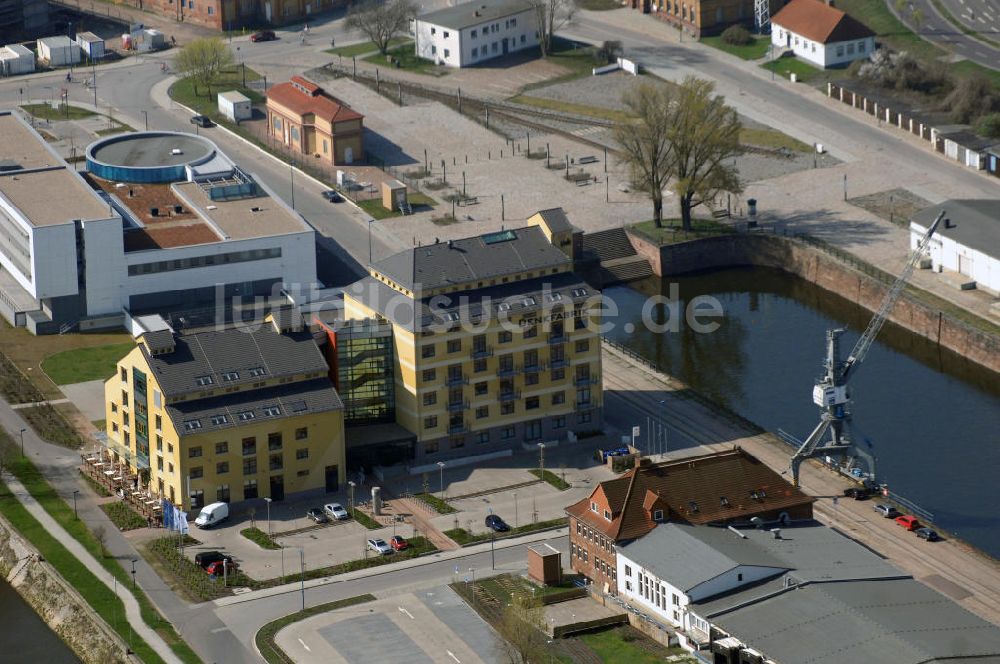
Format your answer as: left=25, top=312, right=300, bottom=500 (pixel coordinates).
left=784, top=210, right=945, bottom=488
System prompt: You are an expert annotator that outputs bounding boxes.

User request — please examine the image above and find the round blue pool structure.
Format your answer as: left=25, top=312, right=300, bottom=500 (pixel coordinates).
left=86, top=131, right=217, bottom=183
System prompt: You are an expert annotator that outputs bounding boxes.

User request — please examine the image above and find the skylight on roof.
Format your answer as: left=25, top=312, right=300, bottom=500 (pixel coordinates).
left=546, top=293, right=562, bottom=302
left=290, top=400, right=308, bottom=413
left=572, top=288, right=588, bottom=298
left=523, top=297, right=536, bottom=307
left=222, top=372, right=239, bottom=382
left=184, top=419, right=202, bottom=431
left=210, top=414, right=229, bottom=426
left=248, top=367, right=267, bottom=377
left=195, top=375, right=214, bottom=386
left=262, top=405, right=281, bottom=417
left=497, top=302, right=511, bottom=312
left=238, top=411, right=255, bottom=421
left=482, top=230, right=517, bottom=245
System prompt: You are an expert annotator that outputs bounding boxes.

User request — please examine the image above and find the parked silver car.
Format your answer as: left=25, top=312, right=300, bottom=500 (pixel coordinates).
left=367, top=538, right=392, bottom=555
left=873, top=503, right=900, bottom=518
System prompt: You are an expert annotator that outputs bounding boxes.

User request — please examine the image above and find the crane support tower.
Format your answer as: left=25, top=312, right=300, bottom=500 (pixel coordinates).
left=785, top=210, right=945, bottom=488
left=755, top=0, right=771, bottom=34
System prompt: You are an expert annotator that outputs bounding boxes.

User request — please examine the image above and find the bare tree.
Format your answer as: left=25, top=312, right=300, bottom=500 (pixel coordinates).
left=613, top=82, right=676, bottom=227
left=93, top=525, right=108, bottom=557
left=494, top=594, right=547, bottom=664
left=174, top=37, right=234, bottom=97
left=346, top=0, right=418, bottom=56
left=668, top=77, right=743, bottom=230
left=531, top=0, right=576, bottom=57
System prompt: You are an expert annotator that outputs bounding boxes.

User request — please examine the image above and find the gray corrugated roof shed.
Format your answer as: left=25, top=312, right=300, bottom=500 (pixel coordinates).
left=370, top=225, right=570, bottom=292
left=709, top=579, right=1000, bottom=664
left=417, top=0, right=535, bottom=30
left=619, top=524, right=787, bottom=592
left=168, top=378, right=342, bottom=436
left=912, top=199, right=1000, bottom=258
left=142, top=325, right=328, bottom=396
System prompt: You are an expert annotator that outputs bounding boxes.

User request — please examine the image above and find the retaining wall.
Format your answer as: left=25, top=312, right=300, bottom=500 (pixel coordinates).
left=0, top=514, right=133, bottom=664
left=627, top=233, right=1000, bottom=375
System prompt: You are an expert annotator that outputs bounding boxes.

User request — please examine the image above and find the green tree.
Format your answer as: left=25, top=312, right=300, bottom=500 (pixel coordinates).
left=668, top=77, right=743, bottom=230
left=495, top=594, right=546, bottom=664
left=174, top=37, right=234, bottom=97
left=345, top=0, right=417, bottom=55
left=613, top=82, right=676, bottom=228
left=976, top=112, right=1000, bottom=138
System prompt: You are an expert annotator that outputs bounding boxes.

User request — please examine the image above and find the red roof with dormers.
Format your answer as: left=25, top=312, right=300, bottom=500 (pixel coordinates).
left=266, top=76, right=364, bottom=124
left=772, top=0, right=875, bottom=44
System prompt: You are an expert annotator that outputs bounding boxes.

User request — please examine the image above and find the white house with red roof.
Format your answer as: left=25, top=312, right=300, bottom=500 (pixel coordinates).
left=770, top=0, right=875, bottom=69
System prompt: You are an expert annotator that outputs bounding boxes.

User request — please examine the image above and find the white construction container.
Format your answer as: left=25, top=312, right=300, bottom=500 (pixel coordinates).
left=75, top=32, right=105, bottom=60
left=217, top=90, right=252, bottom=122
left=38, top=36, right=81, bottom=66
left=0, top=44, right=36, bottom=75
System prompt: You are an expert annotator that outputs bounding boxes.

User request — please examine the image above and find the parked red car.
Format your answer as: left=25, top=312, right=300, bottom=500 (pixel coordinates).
left=206, top=560, right=237, bottom=576
left=390, top=535, right=408, bottom=551
left=895, top=515, right=921, bottom=531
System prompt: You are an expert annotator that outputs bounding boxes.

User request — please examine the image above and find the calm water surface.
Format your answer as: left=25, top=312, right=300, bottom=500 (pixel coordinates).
left=605, top=267, right=1000, bottom=559
left=0, top=578, right=80, bottom=663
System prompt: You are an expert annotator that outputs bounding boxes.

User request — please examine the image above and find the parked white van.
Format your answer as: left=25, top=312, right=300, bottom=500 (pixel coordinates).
left=194, top=502, right=229, bottom=528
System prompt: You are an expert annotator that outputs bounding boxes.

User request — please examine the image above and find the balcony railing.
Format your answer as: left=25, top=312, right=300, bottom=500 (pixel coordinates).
left=447, top=400, right=469, bottom=412
left=448, top=422, right=468, bottom=434
left=497, top=365, right=517, bottom=377
left=471, top=345, right=493, bottom=359
left=446, top=373, right=469, bottom=386
left=547, top=334, right=566, bottom=344
left=521, top=363, right=546, bottom=373
left=574, top=375, right=599, bottom=386
left=549, top=357, right=569, bottom=369
left=498, top=390, right=521, bottom=402
left=576, top=400, right=592, bottom=409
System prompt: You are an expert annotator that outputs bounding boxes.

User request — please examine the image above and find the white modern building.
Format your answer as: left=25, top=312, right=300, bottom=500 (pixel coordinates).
left=75, top=31, right=105, bottom=60
left=0, top=44, right=36, bottom=75
left=0, top=111, right=318, bottom=334
left=770, top=0, right=875, bottom=69
left=616, top=521, right=1000, bottom=663
left=911, top=200, right=1000, bottom=294
left=414, top=0, right=539, bottom=68
left=37, top=35, right=81, bottom=66
left=218, top=90, right=252, bottom=122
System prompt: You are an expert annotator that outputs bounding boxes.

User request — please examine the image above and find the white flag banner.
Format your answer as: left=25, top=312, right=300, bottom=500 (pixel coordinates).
left=179, top=511, right=189, bottom=535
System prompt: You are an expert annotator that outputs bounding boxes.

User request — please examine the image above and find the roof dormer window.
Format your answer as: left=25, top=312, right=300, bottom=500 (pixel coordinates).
left=603, top=509, right=611, bottom=521
left=720, top=496, right=730, bottom=508
left=653, top=509, right=664, bottom=521
left=590, top=501, right=598, bottom=513
left=688, top=501, right=699, bottom=513
left=195, top=375, right=214, bottom=386
left=222, top=371, right=239, bottom=382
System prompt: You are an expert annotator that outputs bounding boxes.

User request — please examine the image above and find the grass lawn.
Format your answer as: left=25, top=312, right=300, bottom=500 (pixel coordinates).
left=240, top=526, right=281, bottom=550
left=740, top=127, right=813, bottom=152
left=326, top=38, right=410, bottom=58
left=579, top=626, right=693, bottom=663
left=168, top=67, right=263, bottom=118
left=701, top=35, right=770, bottom=60
left=630, top=218, right=734, bottom=246
left=445, top=517, right=568, bottom=545
left=951, top=59, right=1000, bottom=87
left=357, top=192, right=436, bottom=219
left=20, top=103, right=97, bottom=120
left=2, top=451, right=202, bottom=664
left=101, top=501, right=148, bottom=531
left=94, top=124, right=133, bottom=136
left=415, top=492, right=457, bottom=514
left=41, top=342, right=134, bottom=385
left=522, top=37, right=601, bottom=91
left=255, top=595, right=376, bottom=664
left=363, top=43, right=447, bottom=76
left=349, top=507, right=382, bottom=529
left=833, top=0, right=943, bottom=60
left=508, top=94, right=627, bottom=122
left=20, top=403, right=85, bottom=447
left=761, top=56, right=822, bottom=83
left=529, top=468, right=571, bottom=490
left=576, top=0, right=621, bottom=8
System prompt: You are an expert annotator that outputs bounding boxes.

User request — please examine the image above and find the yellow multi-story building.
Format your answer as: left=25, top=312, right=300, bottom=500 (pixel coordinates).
left=342, top=214, right=602, bottom=461
left=103, top=310, right=346, bottom=512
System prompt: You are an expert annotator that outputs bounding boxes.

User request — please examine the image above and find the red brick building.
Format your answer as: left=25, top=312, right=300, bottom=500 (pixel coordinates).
left=565, top=448, right=814, bottom=592
left=627, top=0, right=787, bottom=38
left=135, top=0, right=343, bottom=32
left=266, top=76, right=365, bottom=165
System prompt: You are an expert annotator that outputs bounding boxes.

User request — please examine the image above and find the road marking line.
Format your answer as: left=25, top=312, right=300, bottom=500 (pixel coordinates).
left=447, top=651, right=461, bottom=663
left=399, top=606, right=415, bottom=620
left=298, top=638, right=311, bottom=652
left=210, top=627, right=228, bottom=633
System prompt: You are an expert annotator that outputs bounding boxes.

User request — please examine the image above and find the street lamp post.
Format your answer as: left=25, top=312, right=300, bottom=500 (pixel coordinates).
left=141, top=110, right=148, bottom=131
left=368, top=219, right=374, bottom=264
left=659, top=399, right=667, bottom=457
left=537, top=443, right=545, bottom=474
left=348, top=480, right=355, bottom=514
left=490, top=531, right=495, bottom=570
left=19, top=428, right=26, bottom=458
left=437, top=461, right=446, bottom=498
left=299, top=548, right=306, bottom=611
left=469, top=567, right=476, bottom=605
left=263, top=497, right=272, bottom=539
left=130, top=558, right=138, bottom=590
left=513, top=491, right=518, bottom=528
left=289, top=160, right=296, bottom=210
left=73, top=490, right=80, bottom=519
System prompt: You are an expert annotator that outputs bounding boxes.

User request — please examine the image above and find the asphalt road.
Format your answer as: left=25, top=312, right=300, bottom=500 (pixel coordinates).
left=893, top=0, right=1000, bottom=71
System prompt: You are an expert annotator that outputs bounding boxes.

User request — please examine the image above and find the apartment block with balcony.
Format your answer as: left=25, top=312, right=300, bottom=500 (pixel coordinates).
left=103, top=309, right=346, bottom=513
left=342, top=222, right=603, bottom=462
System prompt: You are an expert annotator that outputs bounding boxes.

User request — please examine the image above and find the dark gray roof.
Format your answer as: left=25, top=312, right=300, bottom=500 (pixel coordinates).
left=140, top=329, right=175, bottom=350
left=346, top=271, right=594, bottom=332
left=912, top=199, right=1000, bottom=257
left=708, top=578, right=1000, bottom=664
left=535, top=208, right=574, bottom=233
left=619, top=524, right=788, bottom=593
left=370, top=225, right=570, bottom=293
left=417, top=0, right=535, bottom=31
left=142, top=325, right=329, bottom=396
left=270, top=305, right=303, bottom=331
left=167, top=378, right=342, bottom=437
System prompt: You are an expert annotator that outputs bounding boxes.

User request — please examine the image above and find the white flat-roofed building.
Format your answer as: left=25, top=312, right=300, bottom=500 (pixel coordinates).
left=75, top=31, right=105, bottom=60
left=414, top=0, right=538, bottom=68
left=0, top=111, right=318, bottom=334
left=37, top=35, right=81, bottom=66
left=911, top=200, right=1000, bottom=294
left=0, top=44, right=36, bottom=75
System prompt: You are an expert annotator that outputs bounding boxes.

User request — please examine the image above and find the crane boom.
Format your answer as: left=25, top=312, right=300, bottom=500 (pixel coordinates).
left=842, top=211, right=945, bottom=381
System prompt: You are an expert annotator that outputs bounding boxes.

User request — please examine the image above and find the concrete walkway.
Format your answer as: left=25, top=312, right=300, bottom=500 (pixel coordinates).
left=10, top=398, right=70, bottom=409
left=2, top=472, right=184, bottom=664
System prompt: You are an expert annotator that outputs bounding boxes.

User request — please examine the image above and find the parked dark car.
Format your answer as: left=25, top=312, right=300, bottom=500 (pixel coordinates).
left=322, top=190, right=344, bottom=203
left=843, top=486, right=870, bottom=500
left=195, top=551, right=232, bottom=569
left=306, top=507, right=328, bottom=524
left=915, top=527, right=940, bottom=542
left=190, top=114, right=213, bottom=128
left=250, top=30, right=277, bottom=42
left=485, top=514, right=510, bottom=532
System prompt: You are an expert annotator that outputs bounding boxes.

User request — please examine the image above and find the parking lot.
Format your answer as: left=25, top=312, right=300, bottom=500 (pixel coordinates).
left=275, top=586, right=501, bottom=664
